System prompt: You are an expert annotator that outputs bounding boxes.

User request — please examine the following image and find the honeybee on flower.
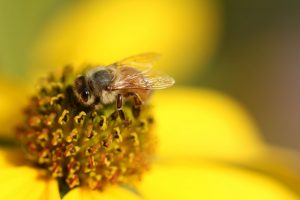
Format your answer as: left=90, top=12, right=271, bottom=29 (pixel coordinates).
left=73, top=53, right=175, bottom=119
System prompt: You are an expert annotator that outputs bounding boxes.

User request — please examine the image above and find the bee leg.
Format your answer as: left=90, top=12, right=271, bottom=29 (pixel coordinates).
left=119, top=110, right=126, bottom=121
left=90, top=96, right=102, bottom=111
left=89, top=104, right=96, bottom=111
left=133, top=93, right=142, bottom=106
left=131, top=93, right=142, bottom=118
left=132, top=106, right=141, bottom=118
left=116, top=94, right=126, bottom=121
left=117, top=94, right=123, bottom=109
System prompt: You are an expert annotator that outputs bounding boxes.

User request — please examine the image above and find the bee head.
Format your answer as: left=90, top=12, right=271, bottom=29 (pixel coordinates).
left=74, top=75, right=94, bottom=105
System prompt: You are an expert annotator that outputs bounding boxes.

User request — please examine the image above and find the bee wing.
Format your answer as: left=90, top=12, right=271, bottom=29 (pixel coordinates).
left=109, top=52, right=160, bottom=71
left=110, top=67, right=175, bottom=90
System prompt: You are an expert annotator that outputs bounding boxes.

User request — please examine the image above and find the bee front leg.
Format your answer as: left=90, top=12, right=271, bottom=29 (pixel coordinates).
left=116, top=94, right=126, bottom=121
left=90, top=96, right=102, bottom=111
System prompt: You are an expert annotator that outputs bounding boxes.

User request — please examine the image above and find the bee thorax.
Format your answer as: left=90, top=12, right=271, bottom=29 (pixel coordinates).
left=100, top=90, right=118, bottom=105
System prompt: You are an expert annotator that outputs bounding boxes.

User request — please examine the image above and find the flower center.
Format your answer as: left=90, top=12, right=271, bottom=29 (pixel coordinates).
left=16, top=67, right=156, bottom=190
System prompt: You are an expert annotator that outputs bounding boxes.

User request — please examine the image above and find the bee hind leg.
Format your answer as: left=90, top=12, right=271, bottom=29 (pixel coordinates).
left=127, top=92, right=142, bottom=118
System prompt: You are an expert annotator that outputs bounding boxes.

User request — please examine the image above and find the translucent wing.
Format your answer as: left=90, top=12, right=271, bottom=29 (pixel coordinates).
left=107, top=53, right=174, bottom=90
left=109, top=67, right=175, bottom=90
left=108, top=52, right=160, bottom=71
left=138, top=69, right=175, bottom=89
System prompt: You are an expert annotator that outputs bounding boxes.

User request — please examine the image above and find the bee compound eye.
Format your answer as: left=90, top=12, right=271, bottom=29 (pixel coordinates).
left=81, top=90, right=90, bottom=102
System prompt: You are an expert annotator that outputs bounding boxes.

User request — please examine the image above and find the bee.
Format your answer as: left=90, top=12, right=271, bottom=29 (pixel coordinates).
left=73, top=53, right=175, bottom=119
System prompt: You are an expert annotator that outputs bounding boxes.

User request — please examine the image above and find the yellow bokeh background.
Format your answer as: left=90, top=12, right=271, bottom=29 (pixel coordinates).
left=30, top=0, right=221, bottom=82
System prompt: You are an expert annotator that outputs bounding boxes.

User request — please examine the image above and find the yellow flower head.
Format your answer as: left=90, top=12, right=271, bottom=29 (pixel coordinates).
left=16, top=65, right=156, bottom=191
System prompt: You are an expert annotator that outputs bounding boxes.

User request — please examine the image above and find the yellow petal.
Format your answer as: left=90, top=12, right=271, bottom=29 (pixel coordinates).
left=153, top=87, right=265, bottom=161
left=30, top=0, right=221, bottom=81
left=0, top=78, right=31, bottom=136
left=63, top=186, right=140, bottom=200
left=138, top=163, right=299, bottom=200
left=44, top=179, right=61, bottom=200
left=0, top=166, right=60, bottom=200
left=0, top=148, right=60, bottom=200
left=0, top=148, right=27, bottom=167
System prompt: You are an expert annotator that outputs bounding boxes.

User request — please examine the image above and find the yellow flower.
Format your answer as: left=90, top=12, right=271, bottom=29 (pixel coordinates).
left=1, top=81, right=300, bottom=199
left=1, top=1, right=300, bottom=199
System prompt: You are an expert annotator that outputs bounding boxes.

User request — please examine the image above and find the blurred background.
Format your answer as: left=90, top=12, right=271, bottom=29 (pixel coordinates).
left=0, top=0, right=300, bottom=151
